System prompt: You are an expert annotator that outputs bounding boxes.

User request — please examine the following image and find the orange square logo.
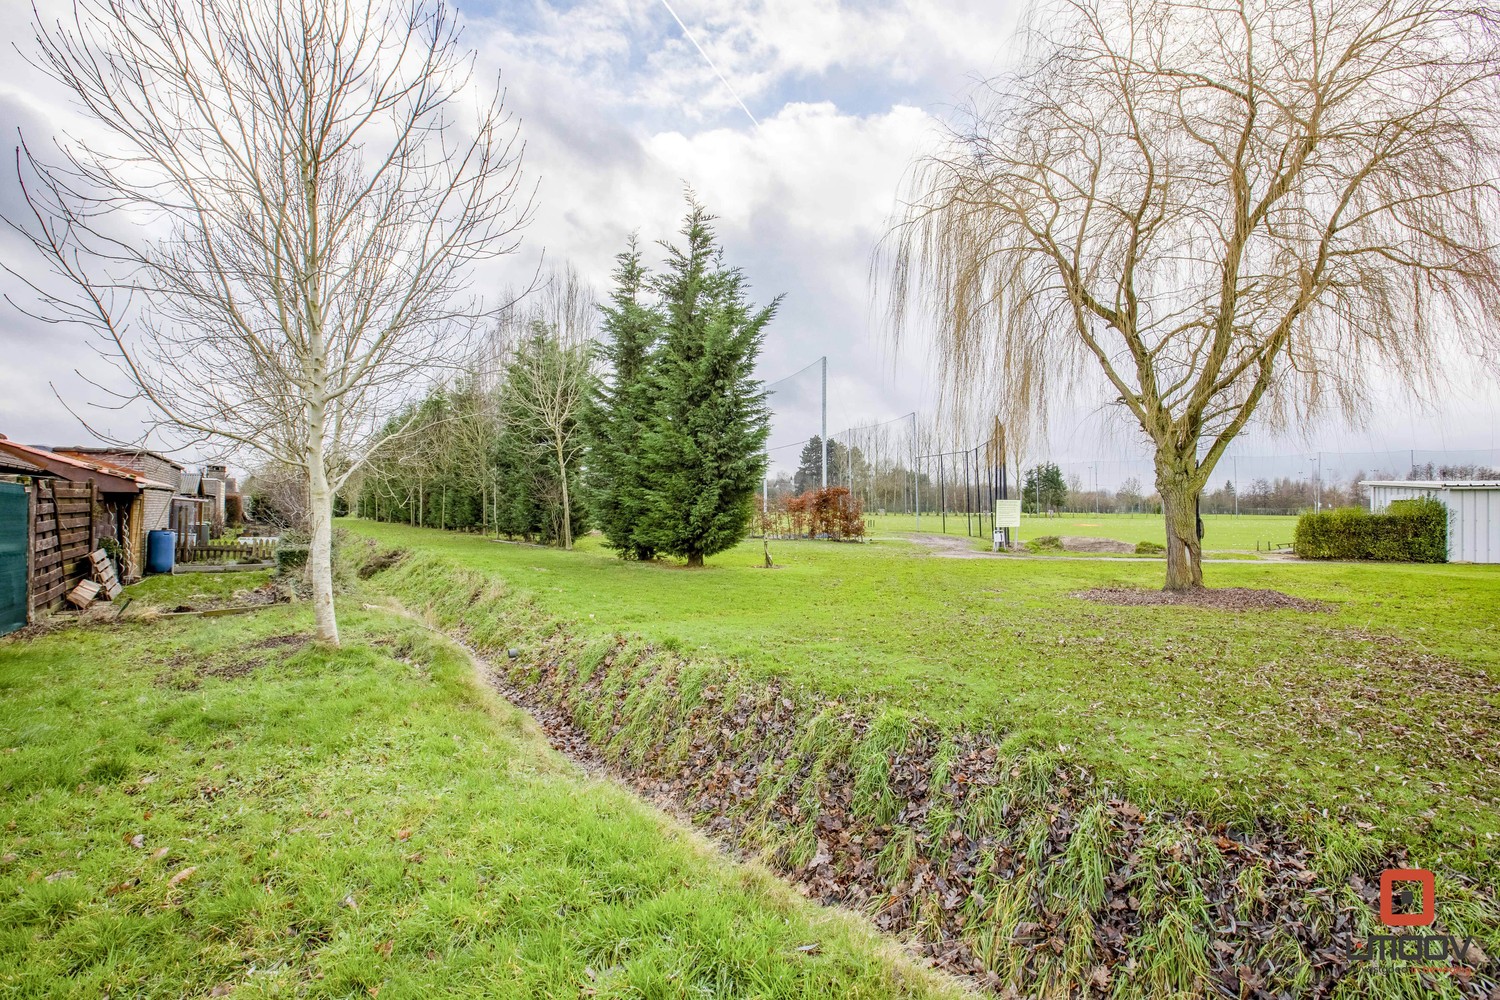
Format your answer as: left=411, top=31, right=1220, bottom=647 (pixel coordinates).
left=1380, top=869, right=1435, bottom=927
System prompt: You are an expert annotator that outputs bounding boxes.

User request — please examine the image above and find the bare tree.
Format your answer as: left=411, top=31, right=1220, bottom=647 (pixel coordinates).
left=8, top=0, right=532, bottom=641
left=497, top=267, right=596, bottom=549
left=887, top=0, right=1500, bottom=589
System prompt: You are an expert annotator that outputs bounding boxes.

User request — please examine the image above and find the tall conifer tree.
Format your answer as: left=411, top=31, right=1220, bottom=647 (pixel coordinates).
left=635, top=200, right=776, bottom=566
left=586, top=238, right=661, bottom=559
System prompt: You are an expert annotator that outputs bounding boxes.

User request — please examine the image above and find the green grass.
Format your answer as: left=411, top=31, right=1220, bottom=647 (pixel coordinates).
left=0, top=596, right=962, bottom=999
left=122, top=570, right=273, bottom=606
left=341, top=520, right=1500, bottom=870
left=863, top=511, right=1301, bottom=552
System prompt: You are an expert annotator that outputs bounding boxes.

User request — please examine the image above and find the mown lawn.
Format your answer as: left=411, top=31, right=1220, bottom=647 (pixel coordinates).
left=343, top=520, right=1500, bottom=870
left=0, top=589, right=961, bottom=999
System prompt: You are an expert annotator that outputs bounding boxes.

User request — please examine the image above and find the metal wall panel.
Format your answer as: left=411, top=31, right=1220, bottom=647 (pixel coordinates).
left=1450, top=489, right=1500, bottom=563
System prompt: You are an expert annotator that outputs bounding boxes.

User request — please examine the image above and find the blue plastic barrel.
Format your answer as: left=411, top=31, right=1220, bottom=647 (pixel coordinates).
left=146, top=530, right=176, bottom=574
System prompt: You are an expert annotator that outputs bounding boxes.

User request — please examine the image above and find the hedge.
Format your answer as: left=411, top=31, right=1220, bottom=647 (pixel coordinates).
left=1293, top=497, right=1447, bottom=562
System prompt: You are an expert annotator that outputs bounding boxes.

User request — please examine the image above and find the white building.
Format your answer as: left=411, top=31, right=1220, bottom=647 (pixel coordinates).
left=1362, top=480, right=1500, bottom=564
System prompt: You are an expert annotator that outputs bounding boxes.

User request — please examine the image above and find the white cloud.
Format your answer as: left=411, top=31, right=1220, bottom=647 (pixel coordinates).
left=0, top=0, right=1495, bottom=477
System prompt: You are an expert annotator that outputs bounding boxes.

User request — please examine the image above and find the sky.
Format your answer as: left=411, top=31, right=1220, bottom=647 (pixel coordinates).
left=0, top=0, right=1496, bottom=485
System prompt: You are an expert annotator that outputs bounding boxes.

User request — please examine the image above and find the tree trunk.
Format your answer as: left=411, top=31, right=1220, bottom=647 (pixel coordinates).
left=686, top=551, right=704, bottom=567
left=554, top=438, right=572, bottom=550
left=307, top=448, right=339, bottom=646
left=1158, top=460, right=1204, bottom=591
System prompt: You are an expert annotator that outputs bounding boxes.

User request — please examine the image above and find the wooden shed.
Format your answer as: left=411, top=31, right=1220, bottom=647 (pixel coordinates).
left=57, top=447, right=183, bottom=538
left=0, top=437, right=140, bottom=598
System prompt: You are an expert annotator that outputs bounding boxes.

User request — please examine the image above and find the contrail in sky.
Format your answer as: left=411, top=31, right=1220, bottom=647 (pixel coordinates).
left=655, top=0, right=761, bottom=129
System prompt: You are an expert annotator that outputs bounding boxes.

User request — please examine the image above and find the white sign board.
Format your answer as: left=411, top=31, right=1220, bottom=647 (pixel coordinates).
left=993, top=499, right=1022, bottom=528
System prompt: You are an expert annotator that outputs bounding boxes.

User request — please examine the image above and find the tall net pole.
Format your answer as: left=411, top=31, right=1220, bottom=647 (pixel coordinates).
left=911, top=412, right=919, bottom=527
left=820, top=357, right=828, bottom=489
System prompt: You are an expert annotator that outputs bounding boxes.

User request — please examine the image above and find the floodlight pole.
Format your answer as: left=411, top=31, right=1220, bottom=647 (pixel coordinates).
left=911, top=411, right=919, bottom=527
left=820, top=356, right=828, bottom=489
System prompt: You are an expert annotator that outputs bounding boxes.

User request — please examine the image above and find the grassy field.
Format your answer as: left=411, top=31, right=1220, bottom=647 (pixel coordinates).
left=863, top=511, right=1301, bottom=552
left=0, top=584, right=961, bottom=999
left=343, top=520, right=1500, bottom=869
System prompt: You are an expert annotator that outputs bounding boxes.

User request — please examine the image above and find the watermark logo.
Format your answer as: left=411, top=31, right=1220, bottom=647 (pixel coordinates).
left=1350, top=868, right=1488, bottom=976
left=1379, top=869, right=1435, bottom=928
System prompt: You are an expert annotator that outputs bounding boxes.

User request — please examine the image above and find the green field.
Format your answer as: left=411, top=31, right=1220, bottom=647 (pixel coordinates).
left=0, top=591, right=959, bottom=998
left=863, top=511, right=1301, bottom=552
left=343, top=519, right=1500, bottom=866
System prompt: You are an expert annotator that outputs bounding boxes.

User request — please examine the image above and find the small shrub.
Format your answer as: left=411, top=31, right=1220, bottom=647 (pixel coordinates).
left=275, top=545, right=309, bottom=572
left=224, top=494, right=244, bottom=526
left=1293, top=498, right=1445, bottom=562
left=1135, top=540, right=1165, bottom=555
left=98, top=535, right=125, bottom=563
left=758, top=487, right=866, bottom=541
left=1027, top=535, right=1063, bottom=553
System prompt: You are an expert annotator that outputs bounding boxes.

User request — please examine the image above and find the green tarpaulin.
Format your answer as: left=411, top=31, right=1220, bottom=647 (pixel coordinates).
left=0, top=482, right=27, bottom=635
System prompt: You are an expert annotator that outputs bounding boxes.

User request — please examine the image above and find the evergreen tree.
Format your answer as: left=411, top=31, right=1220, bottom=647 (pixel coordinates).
left=586, top=238, right=661, bottom=559
left=792, top=435, right=849, bottom=493
left=635, top=201, right=777, bottom=566
left=1022, top=462, right=1068, bottom=513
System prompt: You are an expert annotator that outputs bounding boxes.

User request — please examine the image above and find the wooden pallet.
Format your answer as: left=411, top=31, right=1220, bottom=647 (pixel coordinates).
left=68, top=549, right=123, bottom=608
left=66, top=578, right=101, bottom=608
left=89, top=549, right=123, bottom=600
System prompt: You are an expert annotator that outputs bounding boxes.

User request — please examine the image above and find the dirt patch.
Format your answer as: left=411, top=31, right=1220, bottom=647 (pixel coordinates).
left=1074, top=585, right=1333, bottom=613
left=1058, top=535, right=1136, bottom=554
left=906, top=533, right=999, bottom=558
left=356, top=548, right=406, bottom=579
left=155, top=633, right=305, bottom=688
left=248, top=633, right=307, bottom=651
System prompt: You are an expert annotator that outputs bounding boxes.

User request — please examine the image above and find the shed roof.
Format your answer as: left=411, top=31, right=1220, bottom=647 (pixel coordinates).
left=56, top=445, right=185, bottom=472
left=0, top=437, right=142, bottom=493
left=0, top=450, right=49, bottom=476
left=1361, top=480, right=1500, bottom=489
left=55, top=450, right=178, bottom=491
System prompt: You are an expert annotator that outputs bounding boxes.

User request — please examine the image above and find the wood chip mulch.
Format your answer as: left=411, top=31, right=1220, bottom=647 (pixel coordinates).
left=1074, top=586, right=1334, bottom=613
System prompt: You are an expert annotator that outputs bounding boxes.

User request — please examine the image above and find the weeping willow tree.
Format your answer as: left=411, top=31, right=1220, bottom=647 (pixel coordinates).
left=887, top=0, right=1500, bottom=589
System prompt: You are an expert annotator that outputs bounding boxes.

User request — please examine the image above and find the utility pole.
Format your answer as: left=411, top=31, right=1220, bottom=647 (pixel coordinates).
left=820, top=356, right=828, bottom=489
left=911, top=411, right=919, bottom=527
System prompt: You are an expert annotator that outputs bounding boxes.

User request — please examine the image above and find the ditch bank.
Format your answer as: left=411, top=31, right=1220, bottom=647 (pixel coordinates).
left=353, top=542, right=1497, bottom=999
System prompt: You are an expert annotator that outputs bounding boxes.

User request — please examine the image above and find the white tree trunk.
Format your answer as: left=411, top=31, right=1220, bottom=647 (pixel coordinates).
left=307, top=389, right=339, bottom=645
left=555, top=438, right=573, bottom=549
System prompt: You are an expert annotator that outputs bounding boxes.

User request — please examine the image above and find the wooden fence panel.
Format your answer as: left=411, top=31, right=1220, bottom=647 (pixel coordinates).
left=176, top=538, right=277, bottom=565
left=30, top=479, right=97, bottom=613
